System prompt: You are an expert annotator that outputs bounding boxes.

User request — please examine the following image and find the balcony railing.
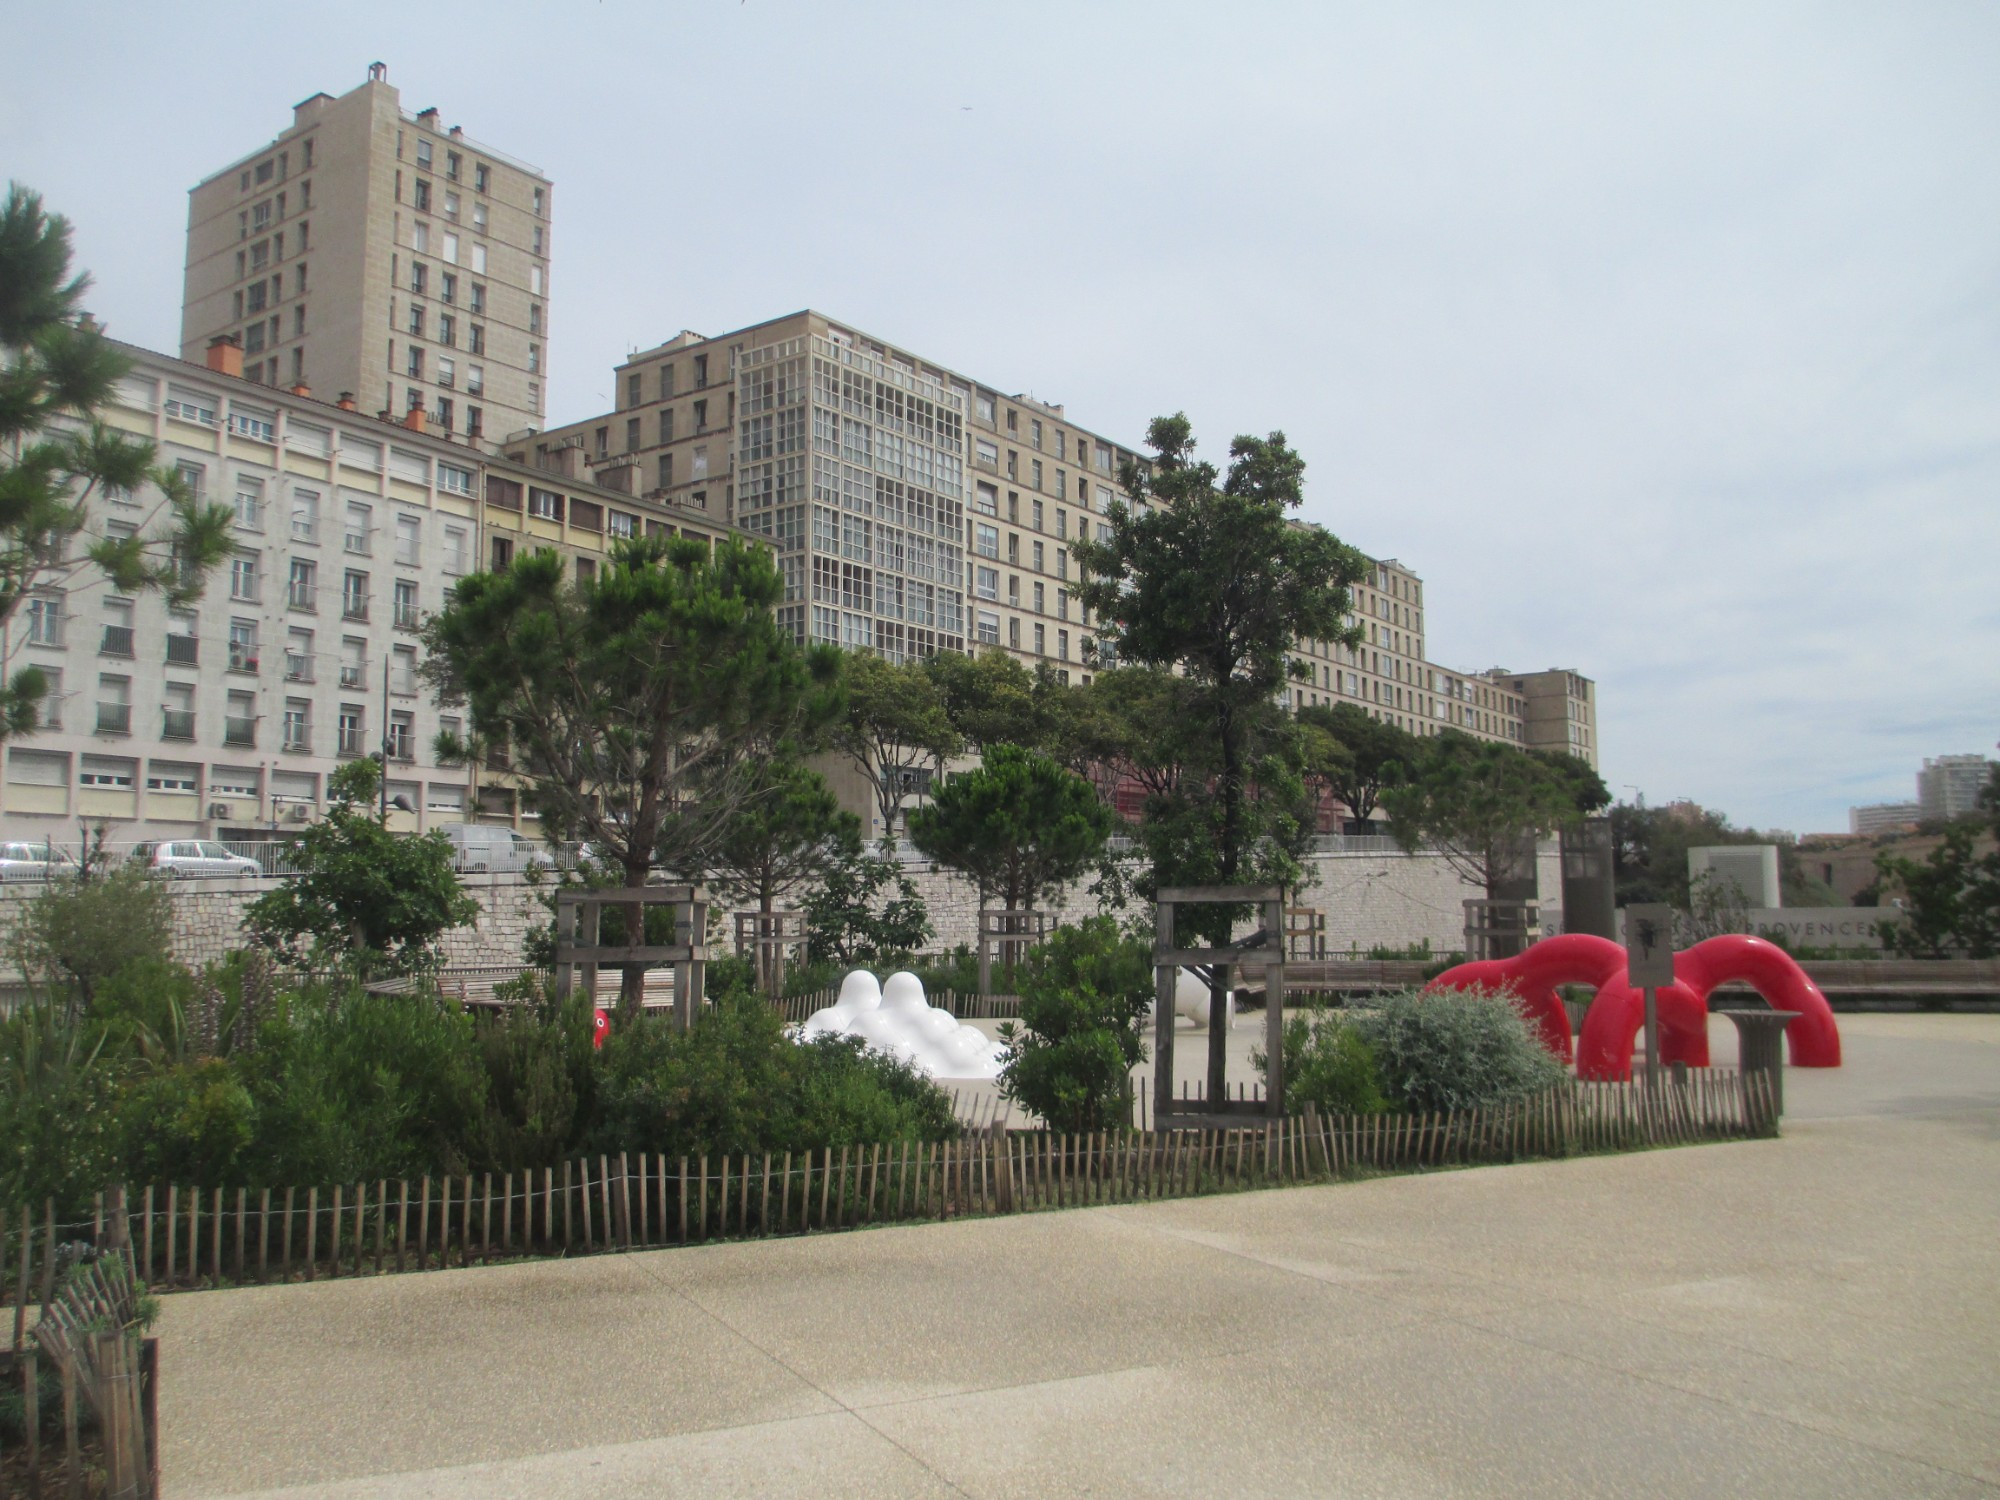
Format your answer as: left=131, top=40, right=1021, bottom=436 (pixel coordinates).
left=283, top=727, right=311, bottom=753
left=288, top=583, right=317, bottom=610
left=284, top=653, right=313, bottom=682
left=160, top=709, right=195, bottom=740
left=339, top=666, right=365, bottom=689
left=342, top=596, right=369, bottom=622
left=100, top=625, right=135, bottom=657
left=95, top=703, right=131, bottom=735
left=223, top=716, right=257, bottom=748
left=165, top=634, right=199, bottom=666
left=228, top=648, right=260, bottom=674
left=337, top=728, right=365, bottom=757
left=393, top=604, right=421, bottom=630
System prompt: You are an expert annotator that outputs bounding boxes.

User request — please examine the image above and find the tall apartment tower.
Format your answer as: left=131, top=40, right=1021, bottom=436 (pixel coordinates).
left=181, top=63, right=552, bottom=443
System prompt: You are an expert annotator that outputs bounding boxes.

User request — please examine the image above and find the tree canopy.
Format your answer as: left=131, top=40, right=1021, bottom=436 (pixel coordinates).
left=1874, top=766, right=2000, bottom=958
left=1073, top=414, right=1365, bottom=912
left=924, top=648, right=1065, bottom=758
left=1295, top=702, right=1416, bottom=825
left=423, top=535, right=839, bottom=1015
left=1379, top=731, right=1609, bottom=898
left=908, top=744, right=1113, bottom=912
left=831, top=651, right=960, bottom=840
left=244, top=758, right=479, bottom=978
left=0, top=184, right=232, bottom=734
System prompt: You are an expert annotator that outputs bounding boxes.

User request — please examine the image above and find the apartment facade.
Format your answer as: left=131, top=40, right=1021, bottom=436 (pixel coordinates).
left=0, top=341, right=487, bottom=843
left=181, top=63, right=552, bottom=444
left=530, top=310, right=1600, bottom=773
left=1917, top=754, right=1996, bottom=823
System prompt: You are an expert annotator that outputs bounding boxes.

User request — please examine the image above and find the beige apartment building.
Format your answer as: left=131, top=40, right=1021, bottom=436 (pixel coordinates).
left=525, top=310, right=1599, bottom=789
left=181, top=63, right=552, bottom=445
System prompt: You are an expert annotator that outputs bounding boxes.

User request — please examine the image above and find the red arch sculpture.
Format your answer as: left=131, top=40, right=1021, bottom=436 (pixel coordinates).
left=1426, top=933, right=1841, bottom=1080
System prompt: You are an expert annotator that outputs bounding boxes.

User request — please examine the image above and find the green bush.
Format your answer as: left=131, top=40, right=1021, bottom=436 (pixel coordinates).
left=0, top=1001, right=124, bottom=1212
left=997, top=918, right=1151, bottom=1133
left=1255, top=1007, right=1389, bottom=1117
left=591, top=991, right=955, bottom=1161
left=9, top=864, right=174, bottom=1008
left=119, top=1057, right=257, bottom=1187
left=471, top=990, right=596, bottom=1172
left=1348, top=987, right=1567, bottom=1113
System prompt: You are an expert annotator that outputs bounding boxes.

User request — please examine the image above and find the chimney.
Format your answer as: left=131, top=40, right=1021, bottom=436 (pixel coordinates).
left=336, top=391, right=357, bottom=411
left=205, top=334, right=244, bottom=378
left=403, top=406, right=427, bottom=434
left=449, top=125, right=464, bottom=139
left=289, top=382, right=311, bottom=398
left=417, top=107, right=440, bottom=129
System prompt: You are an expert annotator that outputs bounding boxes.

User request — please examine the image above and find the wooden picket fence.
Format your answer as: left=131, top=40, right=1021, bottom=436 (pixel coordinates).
left=0, top=1071, right=1774, bottom=1305
left=2, top=1189, right=159, bottom=1498
left=769, top=989, right=1025, bottom=1025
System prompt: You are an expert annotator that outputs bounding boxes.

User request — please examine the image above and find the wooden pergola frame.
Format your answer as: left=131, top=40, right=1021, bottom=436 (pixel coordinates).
left=554, top=885, right=708, bottom=1028
left=1153, top=884, right=1287, bottom=1130
left=977, top=907, right=1050, bottom=995
left=733, top=908, right=807, bottom=995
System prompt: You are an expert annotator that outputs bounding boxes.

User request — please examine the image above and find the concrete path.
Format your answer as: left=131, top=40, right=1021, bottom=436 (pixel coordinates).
left=157, top=1014, right=2000, bottom=1498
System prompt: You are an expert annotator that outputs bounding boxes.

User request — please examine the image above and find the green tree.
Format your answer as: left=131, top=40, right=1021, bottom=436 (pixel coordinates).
left=801, top=844, right=933, bottom=966
left=908, top=744, right=1113, bottom=913
left=8, top=860, right=174, bottom=1010
left=1296, top=702, right=1416, bottom=825
left=244, top=758, right=479, bottom=978
left=1073, top=415, right=1365, bottom=919
left=995, top=918, right=1152, bottom=1133
left=1875, top=767, right=2000, bottom=958
left=1067, top=665, right=1201, bottom=805
left=423, top=535, right=839, bottom=1016
left=832, top=651, right=960, bottom=839
left=1379, top=731, right=1609, bottom=902
left=0, top=185, right=233, bottom=731
left=925, top=648, right=1064, bottom=756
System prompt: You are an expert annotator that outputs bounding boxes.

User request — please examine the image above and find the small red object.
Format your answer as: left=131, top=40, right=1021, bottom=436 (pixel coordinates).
left=592, top=1009, right=610, bottom=1050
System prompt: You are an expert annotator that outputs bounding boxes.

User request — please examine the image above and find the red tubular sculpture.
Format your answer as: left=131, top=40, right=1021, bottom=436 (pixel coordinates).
left=1427, top=932, right=1841, bottom=1080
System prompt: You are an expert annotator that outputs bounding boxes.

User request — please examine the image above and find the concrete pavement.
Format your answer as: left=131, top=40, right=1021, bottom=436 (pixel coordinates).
left=158, top=1014, right=2000, bottom=1497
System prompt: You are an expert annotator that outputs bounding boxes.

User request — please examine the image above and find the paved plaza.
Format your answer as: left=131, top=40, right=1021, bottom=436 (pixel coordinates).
left=157, top=1013, right=2000, bottom=1498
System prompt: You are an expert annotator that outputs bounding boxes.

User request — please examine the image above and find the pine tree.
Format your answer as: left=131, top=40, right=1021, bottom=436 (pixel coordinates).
left=0, top=184, right=233, bottom=733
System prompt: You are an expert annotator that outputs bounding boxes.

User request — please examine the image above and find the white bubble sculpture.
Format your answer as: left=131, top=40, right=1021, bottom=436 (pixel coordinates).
left=1146, top=968, right=1237, bottom=1030
left=797, top=970, right=1007, bottom=1080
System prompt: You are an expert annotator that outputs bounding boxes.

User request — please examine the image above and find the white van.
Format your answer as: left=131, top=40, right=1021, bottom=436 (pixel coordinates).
left=437, top=823, right=554, bottom=874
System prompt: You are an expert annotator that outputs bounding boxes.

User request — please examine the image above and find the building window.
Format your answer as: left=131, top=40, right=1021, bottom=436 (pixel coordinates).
left=394, top=579, right=420, bottom=629
left=527, top=488, right=562, bottom=521
left=25, top=594, right=62, bottom=647
left=288, top=558, right=316, bottom=609
left=342, top=570, right=369, bottom=620
left=386, top=711, right=415, bottom=762
left=228, top=618, right=259, bottom=672
left=411, top=262, right=427, bottom=294
left=99, top=598, right=134, bottom=658
left=406, top=346, right=424, bottom=380
left=283, top=700, right=311, bottom=753
left=338, top=707, right=365, bottom=758
left=975, top=523, right=999, bottom=558
left=975, top=566, right=998, bottom=601
left=94, top=675, right=131, bottom=736
left=473, top=163, right=489, bottom=193
left=229, top=554, right=259, bottom=602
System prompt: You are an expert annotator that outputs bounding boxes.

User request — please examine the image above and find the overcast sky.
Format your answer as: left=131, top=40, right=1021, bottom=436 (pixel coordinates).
left=7, top=2, right=1995, bottom=835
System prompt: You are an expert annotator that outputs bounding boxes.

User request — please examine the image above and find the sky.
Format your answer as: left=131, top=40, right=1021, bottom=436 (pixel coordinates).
left=6, top=2, right=1995, bottom=836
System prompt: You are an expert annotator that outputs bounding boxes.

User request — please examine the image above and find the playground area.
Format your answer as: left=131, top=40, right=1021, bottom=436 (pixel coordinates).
left=152, top=1010, right=2000, bottom=1498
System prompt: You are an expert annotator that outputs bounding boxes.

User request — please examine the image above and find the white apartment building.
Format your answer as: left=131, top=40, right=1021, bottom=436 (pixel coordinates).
left=0, top=341, right=485, bottom=844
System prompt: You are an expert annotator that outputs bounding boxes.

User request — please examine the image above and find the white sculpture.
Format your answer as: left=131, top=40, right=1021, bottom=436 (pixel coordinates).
left=1148, top=968, right=1237, bottom=1030
left=798, top=970, right=1007, bottom=1080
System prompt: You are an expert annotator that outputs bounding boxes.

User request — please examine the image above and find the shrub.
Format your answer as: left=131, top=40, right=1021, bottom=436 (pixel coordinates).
left=9, top=864, right=174, bottom=1008
left=0, top=1001, right=125, bottom=1212
left=1255, top=1007, right=1388, bottom=1117
left=590, top=990, right=955, bottom=1161
left=119, top=1057, right=257, bottom=1187
left=471, top=990, right=596, bottom=1172
left=997, top=918, right=1151, bottom=1133
left=1348, top=986, right=1567, bottom=1113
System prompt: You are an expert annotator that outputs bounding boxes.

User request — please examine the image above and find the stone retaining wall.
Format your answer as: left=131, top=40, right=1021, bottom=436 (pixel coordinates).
left=0, top=845, right=1565, bottom=979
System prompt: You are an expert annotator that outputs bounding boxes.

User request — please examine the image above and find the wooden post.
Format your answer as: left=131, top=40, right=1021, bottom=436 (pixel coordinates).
left=678, top=1157, right=689, bottom=1244
left=282, top=1186, right=295, bottom=1280
left=417, top=1177, right=430, bottom=1271
left=305, top=1187, right=318, bottom=1281
left=780, top=1151, right=793, bottom=1232
left=330, top=1184, right=342, bottom=1278
left=165, top=1186, right=177, bottom=1284
left=235, top=1187, right=247, bottom=1282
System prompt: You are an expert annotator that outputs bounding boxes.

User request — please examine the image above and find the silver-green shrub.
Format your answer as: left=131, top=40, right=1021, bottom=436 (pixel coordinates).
left=1348, top=986, right=1567, bottom=1113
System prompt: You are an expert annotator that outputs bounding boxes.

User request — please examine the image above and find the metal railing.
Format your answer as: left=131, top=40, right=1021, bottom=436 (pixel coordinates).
left=223, top=716, right=257, bottom=747
left=99, top=624, right=135, bottom=657
left=161, top=709, right=195, bottom=740
left=95, top=703, right=131, bottom=734
left=166, top=634, right=199, bottom=665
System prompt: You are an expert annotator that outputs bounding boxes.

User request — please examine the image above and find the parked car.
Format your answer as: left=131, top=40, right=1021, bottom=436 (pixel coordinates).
left=437, top=823, right=554, bottom=875
left=127, top=840, right=265, bottom=879
left=0, top=842, right=77, bottom=882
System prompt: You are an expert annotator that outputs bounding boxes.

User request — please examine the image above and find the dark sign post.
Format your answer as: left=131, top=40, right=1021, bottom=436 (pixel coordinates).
left=1624, top=903, right=1675, bottom=1086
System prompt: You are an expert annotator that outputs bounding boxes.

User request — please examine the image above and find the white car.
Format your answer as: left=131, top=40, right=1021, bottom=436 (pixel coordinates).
left=127, top=840, right=265, bottom=879
left=0, top=842, right=77, bottom=882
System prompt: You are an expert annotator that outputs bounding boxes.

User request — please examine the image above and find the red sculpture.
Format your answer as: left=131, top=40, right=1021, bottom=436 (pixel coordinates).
left=1426, top=933, right=1841, bottom=1080
left=593, top=1008, right=610, bottom=1050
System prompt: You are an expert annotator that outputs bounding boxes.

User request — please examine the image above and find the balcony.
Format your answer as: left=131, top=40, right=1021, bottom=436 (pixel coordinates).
left=223, top=716, right=257, bottom=748
left=339, top=665, right=365, bottom=690
left=100, top=624, right=135, bottom=657
left=344, top=533, right=370, bottom=556
left=161, top=709, right=195, bottom=740
left=393, top=604, right=421, bottom=630
left=337, top=727, right=365, bottom=757
left=228, top=647, right=260, bottom=674
left=342, top=596, right=369, bottom=622
left=95, top=703, right=131, bottom=735
left=283, top=726, right=311, bottom=753
left=284, top=653, right=313, bottom=682
left=165, top=634, right=199, bottom=666
left=288, top=583, right=317, bottom=611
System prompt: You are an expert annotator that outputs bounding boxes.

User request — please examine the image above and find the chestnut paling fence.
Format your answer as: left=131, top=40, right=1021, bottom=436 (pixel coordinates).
left=1, top=1071, right=1774, bottom=1311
